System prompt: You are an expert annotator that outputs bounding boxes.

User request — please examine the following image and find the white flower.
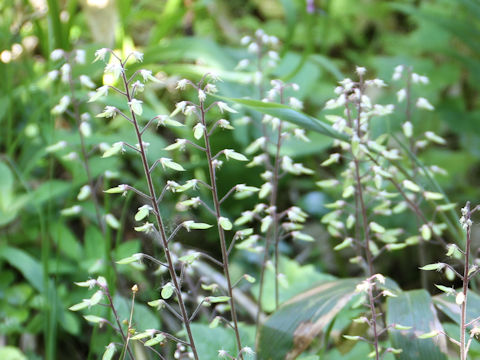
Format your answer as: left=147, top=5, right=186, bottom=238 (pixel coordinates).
left=372, top=104, right=395, bottom=116
left=355, top=66, right=366, bottom=76
left=289, top=97, right=303, bottom=110
left=176, top=79, right=189, bottom=90
left=217, top=101, right=237, bottom=113
left=291, top=83, right=300, bottom=91
left=255, top=29, right=265, bottom=37
left=47, top=70, right=59, bottom=81
left=235, top=59, right=249, bottom=70
left=94, top=48, right=109, bottom=62
left=324, top=93, right=346, bottom=110
left=140, top=69, right=153, bottom=82
left=392, top=65, right=404, bottom=81
left=366, top=78, right=387, bottom=87
left=128, top=99, right=143, bottom=115
left=198, top=89, right=206, bottom=102
left=88, top=85, right=109, bottom=102
left=132, top=51, right=144, bottom=62
left=240, top=36, right=251, bottom=45
left=208, top=72, right=222, bottom=82
left=46, top=140, right=67, bottom=153
left=51, top=95, right=71, bottom=115
left=204, top=83, right=217, bottom=94
left=397, top=88, right=406, bottom=102
left=294, top=128, right=310, bottom=142
left=133, top=80, right=144, bottom=92
left=175, top=101, right=187, bottom=113
left=218, top=119, right=233, bottom=129
left=339, top=78, right=354, bottom=91
left=104, top=62, right=123, bottom=79
left=218, top=349, right=229, bottom=358
left=416, top=97, right=434, bottom=111
left=79, top=75, right=95, bottom=89
left=75, top=49, right=86, bottom=64
left=242, top=346, right=255, bottom=355
left=268, top=35, right=279, bottom=46
left=412, top=73, right=429, bottom=84
left=60, top=63, right=71, bottom=83
left=50, top=49, right=64, bottom=61
left=268, top=50, right=279, bottom=61
left=402, top=121, right=413, bottom=138
left=248, top=42, right=259, bottom=53
left=97, top=106, right=117, bottom=118
left=184, top=106, right=196, bottom=116
left=419, top=75, right=429, bottom=84
left=79, top=122, right=92, bottom=137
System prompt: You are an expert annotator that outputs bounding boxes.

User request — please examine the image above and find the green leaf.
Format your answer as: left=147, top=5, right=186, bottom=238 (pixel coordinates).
left=161, top=282, right=174, bottom=299
left=116, top=254, right=142, bottom=265
left=0, top=347, right=27, bottom=360
left=144, top=333, right=165, bottom=347
left=160, top=158, right=185, bottom=171
left=224, top=149, right=248, bottom=161
left=102, top=142, right=123, bottom=158
left=179, top=252, right=200, bottom=265
left=219, top=216, right=233, bottom=231
left=433, top=290, right=480, bottom=329
left=191, top=323, right=255, bottom=359
left=131, top=330, right=154, bottom=340
left=420, top=263, right=445, bottom=271
left=207, top=296, right=230, bottom=303
left=83, top=315, right=105, bottom=324
left=102, top=343, right=116, bottom=360
left=223, top=97, right=348, bottom=142
left=387, top=289, right=447, bottom=360
left=69, top=301, right=89, bottom=311
left=257, top=278, right=359, bottom=359
left=0, top=246, right=44, bottom=292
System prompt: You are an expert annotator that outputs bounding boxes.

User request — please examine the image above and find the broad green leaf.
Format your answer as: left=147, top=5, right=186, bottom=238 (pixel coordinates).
left=433, top=291, right=480, bottom=329
left=387, top=289, right=447, bottom=360
left=191, top=323, right=255, bottom=360
left=0, top=347, right=27, bottom=360
left=113, top=294, right=160, bottom=331
left=257, top=278, right=359, bottom=359
left=0, top=246, right=44, bottom=292
left=223, top=97, right=348, bottom=142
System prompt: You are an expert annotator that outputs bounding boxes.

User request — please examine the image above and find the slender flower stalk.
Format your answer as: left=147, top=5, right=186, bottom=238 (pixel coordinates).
left=197, top=79, right=244, bottom=358
left=109, top=51, right=199, bottom=359
left=459, top=202, right=477, bottom=360
left=344, top=74, right=378, bottom=359
left=50, top=49, right=105, bottom=231
left=186, top=74, right=243, bottom=359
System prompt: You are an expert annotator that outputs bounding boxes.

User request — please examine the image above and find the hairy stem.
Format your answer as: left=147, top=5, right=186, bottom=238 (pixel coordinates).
left=367, top=282, right=380, bottom=360
left=199, top=103, right=244, bottom=358
left=271, top=91, right=285, bottom=310
left=120, top=69, right=199, bottom=360
left=101, top=285, right=134, bottom=360
left=460, top=202, right=471, bottom=360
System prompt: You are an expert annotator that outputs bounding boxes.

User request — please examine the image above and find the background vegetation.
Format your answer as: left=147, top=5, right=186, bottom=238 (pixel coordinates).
left=1, top=0, right=480, bottom=359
